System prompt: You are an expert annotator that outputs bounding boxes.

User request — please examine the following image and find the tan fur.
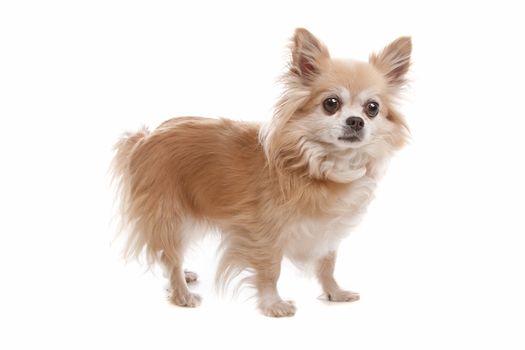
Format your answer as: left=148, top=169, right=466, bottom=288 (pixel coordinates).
left=112, top=28, right=411, bottom=317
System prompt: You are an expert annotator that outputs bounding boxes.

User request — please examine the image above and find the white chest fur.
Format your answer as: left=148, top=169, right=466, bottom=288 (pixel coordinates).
left=283, top=174, right=377, bottom=264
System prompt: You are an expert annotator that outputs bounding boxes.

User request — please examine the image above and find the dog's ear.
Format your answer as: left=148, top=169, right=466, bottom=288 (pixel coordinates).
left=369, top=37, right=412, bottom=87
left=290, top=28, right=330, bottom=83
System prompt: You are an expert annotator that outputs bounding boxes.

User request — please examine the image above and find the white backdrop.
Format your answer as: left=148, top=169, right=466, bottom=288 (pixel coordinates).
left=1, top=0, right=524, bottom=349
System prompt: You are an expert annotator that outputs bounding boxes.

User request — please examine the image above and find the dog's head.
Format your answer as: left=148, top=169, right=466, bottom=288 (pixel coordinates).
left=262, top=28, right=411, bottom=182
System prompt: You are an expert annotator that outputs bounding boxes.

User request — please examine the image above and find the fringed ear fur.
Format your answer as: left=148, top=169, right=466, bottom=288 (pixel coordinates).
left=290, top=28, right=330, bottom=83
left=369, top=36, right=412, bottom=87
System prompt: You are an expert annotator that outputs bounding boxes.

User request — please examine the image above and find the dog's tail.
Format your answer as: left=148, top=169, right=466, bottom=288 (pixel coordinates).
left=112, top=126, right=149, bottom=182
left=111, top=126, right=150, bottom=260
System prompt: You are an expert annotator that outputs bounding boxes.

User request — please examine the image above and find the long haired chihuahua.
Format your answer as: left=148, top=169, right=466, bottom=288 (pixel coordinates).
left=112, top=28, right=411, bottom=317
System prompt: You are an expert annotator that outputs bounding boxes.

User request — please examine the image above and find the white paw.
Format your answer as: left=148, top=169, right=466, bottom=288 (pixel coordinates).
left=327, top=290, right=360, bottom=302
left=184, top=270, right=199, bottom=284
left=169, top=290, right=202, bottom=307
left=260, top=300, right=297, bottom=317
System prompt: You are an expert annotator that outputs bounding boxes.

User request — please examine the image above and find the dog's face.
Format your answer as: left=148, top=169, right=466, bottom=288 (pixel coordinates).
left=294, top=59, right=401, bottom=151
left=291, top=29, right=411, bottom=151
left=262, top=29, right=411, bottom=180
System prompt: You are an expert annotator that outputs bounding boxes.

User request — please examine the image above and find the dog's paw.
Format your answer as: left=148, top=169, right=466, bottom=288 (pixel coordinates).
left=327, top=290, right=360, bottom=302
left=169, top=290, right=202, bottom=308
left=260, top=300, right=296, bottom=318
left=184, top=270, right=199, bottom=284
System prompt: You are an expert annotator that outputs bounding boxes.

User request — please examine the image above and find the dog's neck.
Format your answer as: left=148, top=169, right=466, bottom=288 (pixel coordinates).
left=300, top=141, right=384, bottom=184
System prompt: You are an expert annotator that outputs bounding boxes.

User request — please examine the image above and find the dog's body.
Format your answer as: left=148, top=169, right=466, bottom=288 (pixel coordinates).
left=113, top=29, right=411, bottom=317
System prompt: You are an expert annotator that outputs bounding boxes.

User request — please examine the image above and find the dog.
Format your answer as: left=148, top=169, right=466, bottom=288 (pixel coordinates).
left=112, top=28, right=411, bottom=317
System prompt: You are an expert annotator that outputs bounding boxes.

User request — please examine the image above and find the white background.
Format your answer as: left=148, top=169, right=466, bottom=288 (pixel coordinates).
left=1, top=0, right=524, bottom=349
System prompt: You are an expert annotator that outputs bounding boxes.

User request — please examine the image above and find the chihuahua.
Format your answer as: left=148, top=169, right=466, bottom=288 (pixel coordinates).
left=112, top=28, right=411, bottom=317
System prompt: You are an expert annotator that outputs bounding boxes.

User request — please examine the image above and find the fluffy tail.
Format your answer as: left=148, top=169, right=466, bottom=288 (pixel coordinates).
left=111, top=126, right=150, bottom=260
left=112, top=126, right=149, bottom=182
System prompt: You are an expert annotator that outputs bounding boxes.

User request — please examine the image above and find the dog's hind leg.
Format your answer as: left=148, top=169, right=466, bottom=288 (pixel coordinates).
left=183, top=270, right=199, bottom=284
left=159, top=222, right=201, bottom=308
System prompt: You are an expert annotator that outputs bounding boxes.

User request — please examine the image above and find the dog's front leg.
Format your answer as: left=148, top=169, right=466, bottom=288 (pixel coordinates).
left=316, top=251, right=360, bottom=302
left=254, top=254, right=296, bottom=317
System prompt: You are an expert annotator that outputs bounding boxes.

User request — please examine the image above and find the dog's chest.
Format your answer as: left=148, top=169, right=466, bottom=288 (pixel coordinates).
left=283, top=175, right=377, bottom=263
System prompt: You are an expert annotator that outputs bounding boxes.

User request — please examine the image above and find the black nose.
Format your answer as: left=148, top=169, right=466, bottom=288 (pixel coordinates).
left=346, top=116, right=364, bottom=131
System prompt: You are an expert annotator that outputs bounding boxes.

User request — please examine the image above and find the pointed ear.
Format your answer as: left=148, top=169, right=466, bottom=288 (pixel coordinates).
left=290, top=28, right=330, bottom=83
left=370, top=36, right=412, bottom=87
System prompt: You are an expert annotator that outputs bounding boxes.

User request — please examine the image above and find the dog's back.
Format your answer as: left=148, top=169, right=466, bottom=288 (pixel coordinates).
left=112, top=117, right=263, bottom=263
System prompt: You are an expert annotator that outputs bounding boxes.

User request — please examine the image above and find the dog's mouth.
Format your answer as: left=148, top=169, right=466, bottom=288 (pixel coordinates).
left=338, top=127, right=365, bottom=143
left=338, top=135, right=361, bottom=143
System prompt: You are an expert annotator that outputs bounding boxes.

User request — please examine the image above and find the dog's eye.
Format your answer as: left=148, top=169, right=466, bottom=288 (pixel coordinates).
left=365, top=101, right=380, bottom=118
left=322, top=97, right=341, bottom=115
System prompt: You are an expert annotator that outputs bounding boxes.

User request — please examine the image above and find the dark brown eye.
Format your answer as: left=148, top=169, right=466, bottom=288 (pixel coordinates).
left=365, top=101, right=380, bottom=118
left=322, top=97, right=341, bottom=115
